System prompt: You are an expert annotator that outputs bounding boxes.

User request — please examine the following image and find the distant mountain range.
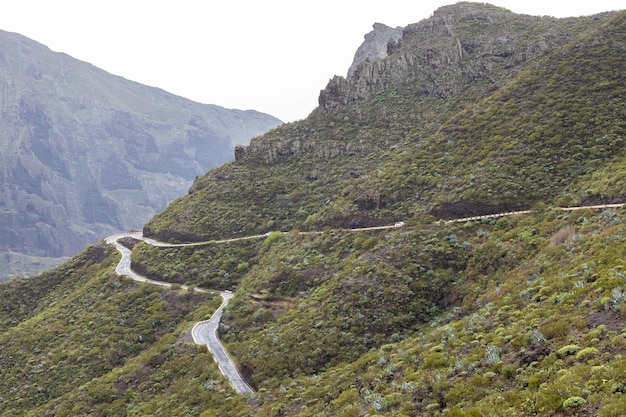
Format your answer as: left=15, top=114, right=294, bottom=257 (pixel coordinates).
left=0, top=30, right=282, bottom=278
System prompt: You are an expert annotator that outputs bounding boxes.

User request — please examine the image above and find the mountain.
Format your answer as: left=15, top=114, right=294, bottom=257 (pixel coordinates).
left=0, top=30, right=282, bottom=278
left=143, top=3, right=624, bottom=242
left=0, top=3, right=624, bottom=416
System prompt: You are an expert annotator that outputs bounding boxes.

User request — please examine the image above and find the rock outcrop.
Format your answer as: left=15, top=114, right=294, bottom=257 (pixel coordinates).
left=320, top=3, right=561, bottom=111
left=347, top=23, right=403, bottom=78
left=240, top=3, right=575, bottom=166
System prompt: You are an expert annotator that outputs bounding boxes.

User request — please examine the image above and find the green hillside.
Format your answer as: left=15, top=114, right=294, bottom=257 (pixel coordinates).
left=0, top=3, right=624, bottom=416
left=143, top=6, right=624, bottom=243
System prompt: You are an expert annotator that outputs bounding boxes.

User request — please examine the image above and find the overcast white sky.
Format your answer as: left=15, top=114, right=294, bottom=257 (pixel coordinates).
left=0, top=1, right=623, bottom=122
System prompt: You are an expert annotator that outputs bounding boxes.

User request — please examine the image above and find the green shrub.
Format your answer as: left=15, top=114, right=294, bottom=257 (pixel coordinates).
left=540, top=318, right=573, bottom=338
left=562, top=396, right=587, bottom=409
left=430, top=344, right=444, bottom=353
left=362, top=237, right=378, bottom=250
left=599, top=400, right=626, bottom=417
left=575, top=347, right=599, bottom=360
left=557, top=344, right=580, bottom=358
left=611, top=381, right=626, bottom=394
left=425, top=402, right=440, bottom=411
left=262, top=231, right=283, bottom=250
left=483, top=371, right=496, bottom=379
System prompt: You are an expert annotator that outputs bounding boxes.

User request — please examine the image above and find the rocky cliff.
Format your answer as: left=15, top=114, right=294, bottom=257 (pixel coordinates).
left=346, top=23, right=403, bottom=78
left=320, top=3, right=566, bottom=111
left=0, top=30, right=282, bottom=277
left=239, top=3, right=583, bottom=165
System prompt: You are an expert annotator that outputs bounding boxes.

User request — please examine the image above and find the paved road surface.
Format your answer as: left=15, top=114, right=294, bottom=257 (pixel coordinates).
left=105, top=233, right=252, bottom=394
left=191, top=292, right=254, bottom=394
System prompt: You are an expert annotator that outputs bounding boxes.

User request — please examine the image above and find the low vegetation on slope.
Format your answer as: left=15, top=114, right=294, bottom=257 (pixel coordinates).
left=242, top=207, right=626, bottom=416
left=102, top=206, right=626, bottom=416
left=0, top=3, right=625, bottom=416
left=0, top=243, right=246, bottom=416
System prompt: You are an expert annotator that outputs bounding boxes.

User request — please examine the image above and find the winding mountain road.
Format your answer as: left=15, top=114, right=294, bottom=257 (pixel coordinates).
left=105, top=233, right=254, bottom=395
left=104, top=202, right=624, bottom=394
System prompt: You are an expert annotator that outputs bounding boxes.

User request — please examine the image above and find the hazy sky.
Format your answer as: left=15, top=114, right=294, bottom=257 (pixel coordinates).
left=1, top=1, right=622, bottom=122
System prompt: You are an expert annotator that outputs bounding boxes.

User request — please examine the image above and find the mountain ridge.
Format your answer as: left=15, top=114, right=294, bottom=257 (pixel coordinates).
left=143, top=4, right=623, bottom=242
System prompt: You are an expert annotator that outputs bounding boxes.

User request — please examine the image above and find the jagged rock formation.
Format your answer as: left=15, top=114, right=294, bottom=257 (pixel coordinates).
left=347, top=23, right=403, bottom=78
left=145, top=3, right=624, bottom=245
left=240, top=3, right=583, bottom=165
left=0, top=30, right=282, bottom=277
left=320, top=3, right=563, bottom=111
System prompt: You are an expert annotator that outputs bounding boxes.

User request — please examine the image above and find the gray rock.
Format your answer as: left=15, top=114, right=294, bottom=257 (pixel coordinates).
left=319, top=3, right=561, bottom=111
left=347, top=23, right=403, bottom=78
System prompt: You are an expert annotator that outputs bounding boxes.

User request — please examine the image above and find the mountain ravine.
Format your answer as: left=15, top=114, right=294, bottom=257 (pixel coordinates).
left=0, top=29, right=282, bottom=279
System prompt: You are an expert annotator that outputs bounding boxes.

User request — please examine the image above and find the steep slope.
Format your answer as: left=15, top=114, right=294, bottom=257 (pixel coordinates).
left=0, top=29, right=281, bottom=278
left=144, top=3, right=623, bottom=242
left=0, top=243, right=242, bottom=416
left=136, top=2, right=622, bottom=412
left=0, top=3, right=625, bottom=416
left=242, top=207, right=626, bottom=416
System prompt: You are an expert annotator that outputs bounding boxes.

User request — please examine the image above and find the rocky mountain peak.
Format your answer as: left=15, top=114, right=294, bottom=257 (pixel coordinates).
left=346, top=22, right=403, bottom=78
left=319, top=2, right=555, bottom=112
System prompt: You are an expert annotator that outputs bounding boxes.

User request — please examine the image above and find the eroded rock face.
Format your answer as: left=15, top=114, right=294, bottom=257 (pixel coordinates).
left=234, top=145, right=247, bottom=161
left=245, top=4, right=572, bottom=167
left=0, top=30, right=282, bottom=272
left=347, top=23, right=404, bottom=78
left=320, top=3, right=560, bottom=111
